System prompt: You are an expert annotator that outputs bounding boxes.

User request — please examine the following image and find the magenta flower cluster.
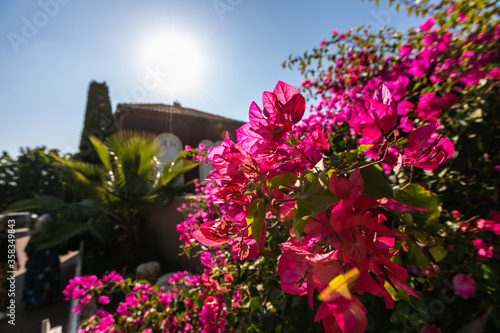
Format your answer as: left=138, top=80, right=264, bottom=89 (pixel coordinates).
left=63, top=251, right=246, bottom=332
left=189, top=77, right=456, bottom=332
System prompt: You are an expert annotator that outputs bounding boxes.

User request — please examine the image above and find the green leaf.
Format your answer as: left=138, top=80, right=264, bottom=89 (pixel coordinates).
left=249, top=296, right=262, bottom=311
left=293, top=201, right=311, bottom=243
left=330, top=154, right=341, bottom=165
left=157, top=156, right=198, bottom=188
left=107, top=131, right=159, bottom=183
left=359, top=164, right=393, bottom=199
left=246, top=198, right=266, bottom=248
left=226, top=313, right=237, bottom=327
left=406, top=241, right=432, bottom=266
left=52, top=153, right=105, bottom=186
left=344, top=149, right=359, bottom=164
left=481, top=263, right=493, bottom=280
left=89, top=136, right=111, bottom=171
left=358, top=144, right=373, bottom=152
left=429, top=244, right=448, bottom=263
left=385, top=281, right=411, bottom=303
left=296, top=171, right=338, bottom=213
left=413, top=230, right=440, bottom=247
left=269, top=172, right=299, bottom=189
left=394, top=184, right=440, bottom=233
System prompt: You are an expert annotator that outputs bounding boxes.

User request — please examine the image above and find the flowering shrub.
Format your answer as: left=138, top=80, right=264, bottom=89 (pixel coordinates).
left=279, top=0, right=500, bottom=331
left=65, top=1, right=500, bottom=332
left=64, top=210, right=324, bottom=332
left=190, top=79, right=458, bottom=332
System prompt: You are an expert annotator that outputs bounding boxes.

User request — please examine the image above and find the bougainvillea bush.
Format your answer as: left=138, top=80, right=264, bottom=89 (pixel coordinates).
left=65, top=0, right=500, bottom=332
left=64, top=180, right=324, bottom=332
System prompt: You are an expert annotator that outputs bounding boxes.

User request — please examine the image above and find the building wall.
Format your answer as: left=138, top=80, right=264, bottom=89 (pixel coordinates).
left=144, top=197, right=204, bottom=273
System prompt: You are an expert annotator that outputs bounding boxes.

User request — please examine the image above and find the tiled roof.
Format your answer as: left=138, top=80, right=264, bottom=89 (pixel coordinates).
left=115, top=103, right=245, bottom=124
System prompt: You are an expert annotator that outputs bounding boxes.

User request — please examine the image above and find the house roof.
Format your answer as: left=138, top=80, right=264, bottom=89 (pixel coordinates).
left=115, top=103, right=246, bottom=124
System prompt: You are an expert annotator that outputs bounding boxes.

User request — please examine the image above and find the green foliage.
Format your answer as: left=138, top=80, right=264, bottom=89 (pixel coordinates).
left=292, top=200, right=311, bottom=243
left=8, top=196, right=114, bottom=251
left=9, top=132, right=197, bottom=267
left=0, top=147, right=67, bottom=212
left=296, top=170, right=338, bottom=213
left=395, top=184, right=440, bottom=233
left=292, top=168, right=339, bottom=242
left=57, top=132, right=198, bottom=223
left=246, top=198, right=266, bottom=248
left=359, top=164, right=393, bottom=199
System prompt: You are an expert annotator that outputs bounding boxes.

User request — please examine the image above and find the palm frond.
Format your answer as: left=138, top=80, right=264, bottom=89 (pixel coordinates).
left=31, top=220, right=91, bottom=249
left=107, top=131, right=160, bottom=192
left=50, top=153, right=105, bottom=186
left=90, top=135, right=111, bottom=171
left=7, top=196, right=69, bottom=213
left=157, top=156, right=198, bottom=189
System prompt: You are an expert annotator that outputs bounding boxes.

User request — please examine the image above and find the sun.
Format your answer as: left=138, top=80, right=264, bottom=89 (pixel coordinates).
left=141, top=31, right=203, bottom=93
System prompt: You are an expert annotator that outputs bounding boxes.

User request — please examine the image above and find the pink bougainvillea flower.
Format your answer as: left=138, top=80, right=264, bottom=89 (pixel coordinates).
left=415, top=93, right=440, bottom=120
left=72, top=304, right=84, bottom=313
left=407, top=59, right=430, bottom=78
left=490, top=210, right=500, bottom=221
left=458, top=12, right=467, bottom=24
left=452, top=274, right=476, bottom=299
left=237, top=81, right=305, bottom=154
left=278, top=249, right=309, bottom=296
left=268, top=80, right=306, bottom=125
left=403, top=121, right=454, bottom=170
left=315, top=296, right=368, bottom=333
left=487, top=68, right=500, bottom=79
left=208, top=134, right=259, bottom=184
left=423, top=31, right=438, bottom=46
left=192, top=219, right=232, bottom=247
left=98, top=296, right=110, bottom=305
left=228, top=226, right=266, bottom=260
left=368, top=256, right=418, bottom=299
left=438, top=92, right=459, bottom=109
left=475, top=218, right=500, bottom=236
left=386, top=75, right=410, bottom=101
left=80, top=294, right=92, bottom=304
left=459, top=68, right=486, bottom=87
left=471, top=239, right=494, bottom=261
left=415, top=92, right=458, bottom=121
left=102, top=271, right=124, bottom=283
left=377, top=198, right=429, bottom=212
left=397, top=100, right=414, bottom=116
left=399, top=116, right=415, bottom=133
left=347, top=85, right=397, bottom=139
left=398, top=44, right=412, bottom=57
left=329, top=168, right=363, bottom=201
left=419, top=17, right=435, bottom=32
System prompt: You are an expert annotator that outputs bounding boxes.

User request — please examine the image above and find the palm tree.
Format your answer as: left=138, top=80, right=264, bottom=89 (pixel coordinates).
left=9, top=131, right=198, bottom=268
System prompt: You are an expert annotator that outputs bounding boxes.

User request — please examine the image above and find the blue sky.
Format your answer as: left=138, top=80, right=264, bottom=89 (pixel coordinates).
left=0, top=0, right=424, bottom=157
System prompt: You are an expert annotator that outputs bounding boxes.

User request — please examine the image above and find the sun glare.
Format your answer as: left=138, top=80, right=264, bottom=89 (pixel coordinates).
left=141, top=32, right=203, bottom=93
